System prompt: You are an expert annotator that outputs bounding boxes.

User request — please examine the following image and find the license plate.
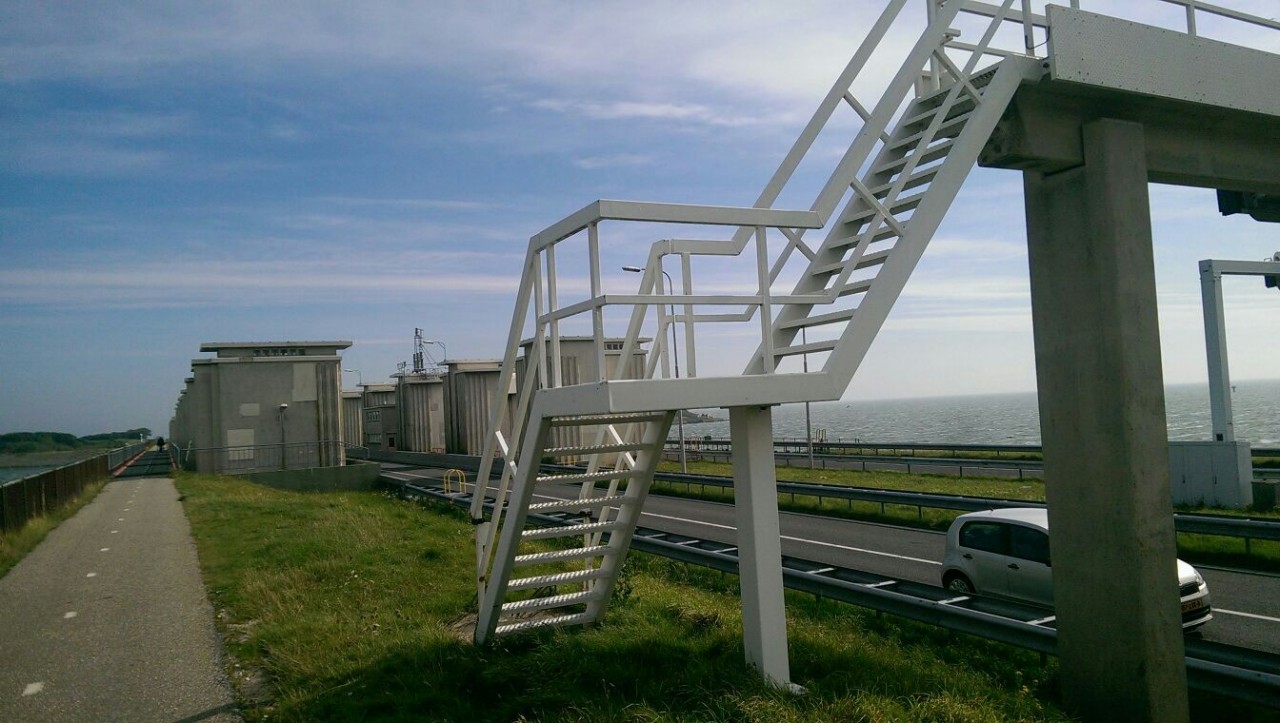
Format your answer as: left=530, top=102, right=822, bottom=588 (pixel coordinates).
left=1181, top=598, right=1204, bottom=613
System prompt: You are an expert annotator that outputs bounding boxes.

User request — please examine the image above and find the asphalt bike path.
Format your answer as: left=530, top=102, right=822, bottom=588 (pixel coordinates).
left=0, top=474, right=239, bottom=722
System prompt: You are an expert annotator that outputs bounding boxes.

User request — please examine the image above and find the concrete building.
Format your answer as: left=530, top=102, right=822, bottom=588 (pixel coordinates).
left=360, top=383, right=398, bottom=451
left=170, top=341, right=352, bottom=474
left=396, top=373, right=446, bottom=453
left=443, top=360, right=511, bottom=456
left=340, top=391, right=364, bottom=449
left=514, top=337, right=649, bottom=462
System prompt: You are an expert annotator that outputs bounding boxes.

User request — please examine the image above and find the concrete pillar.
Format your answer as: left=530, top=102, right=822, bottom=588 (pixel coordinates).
left=729, top=404, right=791, bottom=688
left=1023, top=118, right=1188, bottom=723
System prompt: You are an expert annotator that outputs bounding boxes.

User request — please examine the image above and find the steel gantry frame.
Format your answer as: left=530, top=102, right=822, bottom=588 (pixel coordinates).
left=1199, top=254, right=1280, bottom=442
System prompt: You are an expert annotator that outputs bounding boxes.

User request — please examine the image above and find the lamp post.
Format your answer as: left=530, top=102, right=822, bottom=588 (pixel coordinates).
left=343, top=368, right=362, bottom=387
left=623, top=264, right=687, bottom=473
left=278, top=403, right=289, bottom=471
left=423, top=339, right=447, bottom=367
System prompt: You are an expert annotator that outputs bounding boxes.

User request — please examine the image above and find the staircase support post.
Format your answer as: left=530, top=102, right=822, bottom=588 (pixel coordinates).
left=729, top=404, right=792, bottom=689
left=1023, top=118, right=1188, bottom=723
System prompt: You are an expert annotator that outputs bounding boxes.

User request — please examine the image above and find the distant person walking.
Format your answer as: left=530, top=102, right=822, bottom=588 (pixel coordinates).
left=157, top=436, right=166, bottom=452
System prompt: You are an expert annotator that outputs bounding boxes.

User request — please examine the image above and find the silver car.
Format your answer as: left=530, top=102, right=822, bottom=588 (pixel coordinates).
left=941, top=507, right=1212, bottom=630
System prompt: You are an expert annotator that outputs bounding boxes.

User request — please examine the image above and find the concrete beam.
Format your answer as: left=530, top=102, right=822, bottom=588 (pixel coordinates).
left=983, top=82, right=1280, bottom=195
left=1023, top=118, right=1189, bottom=722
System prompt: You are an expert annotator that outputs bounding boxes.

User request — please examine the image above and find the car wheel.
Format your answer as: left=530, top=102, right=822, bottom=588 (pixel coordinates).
left=945, top=573, right=975, bottom=595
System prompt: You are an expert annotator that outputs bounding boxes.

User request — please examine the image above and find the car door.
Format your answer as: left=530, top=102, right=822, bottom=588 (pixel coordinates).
left=1005, top=524, right=1053, bottom=607
left=957, top=520, right=1011, bottom=597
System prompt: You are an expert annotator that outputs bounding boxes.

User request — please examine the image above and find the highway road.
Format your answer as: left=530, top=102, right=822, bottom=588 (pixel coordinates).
left=386, top=465, right=1280, bottom=653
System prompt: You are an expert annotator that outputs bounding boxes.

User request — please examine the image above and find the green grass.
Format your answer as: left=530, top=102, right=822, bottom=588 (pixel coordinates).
left=0, top=478, right=108, bottom=578
left=177, top=471, right=1077, bottom=722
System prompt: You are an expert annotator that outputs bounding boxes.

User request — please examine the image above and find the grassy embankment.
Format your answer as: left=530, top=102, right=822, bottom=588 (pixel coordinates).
left=177, top=471, right=1077, bottom=722
left=0, top=478, right=108, bottom=578
left=652, top=460, right=1280, bottom=573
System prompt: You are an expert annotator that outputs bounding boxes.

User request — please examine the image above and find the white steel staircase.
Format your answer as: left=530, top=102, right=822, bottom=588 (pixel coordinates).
left=471, top=0, right=1048, bottom=644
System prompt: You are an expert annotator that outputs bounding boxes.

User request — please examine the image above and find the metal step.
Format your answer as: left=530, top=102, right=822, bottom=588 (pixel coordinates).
left=886, top=112, right=971, bottom=153
left=543, top=441, right=649, bottom=456
left=868, top=165, right=940, bottom=199
left=514, top=545, right=612, bottom=566
left=535, top=469, right=637, bottom=485
left=500, top=590, right=599, bottom=615
left=774, top=338, right=838, bottom=359
left=494, top=611, right=595, bottom=636
left=873, top=138, right=956, bottom=176
left=549, top=413, right=667, bottom=428
left=507, top=567, right=611, bottom=591
left=808, top=248, right=893, bottom=277
left=527, top=494, right=629, bottom=513
left=776, top=306, right=858, bottom=331
left=837, top=278, right=875, bottom=298
left=521, top=520, right=620, bottom=540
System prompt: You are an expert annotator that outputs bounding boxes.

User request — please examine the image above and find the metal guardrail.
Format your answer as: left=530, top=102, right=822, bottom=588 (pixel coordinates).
left=648, top=469, right=1280, bottom=544
left=0, top=442, right=147, bottom=532
left=366, top=449, right=1280, bottom=547
left=379, top=472, right=1280, bottom=709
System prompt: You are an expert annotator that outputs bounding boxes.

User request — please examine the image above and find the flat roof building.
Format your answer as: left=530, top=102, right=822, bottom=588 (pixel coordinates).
left=171, top=341, right=352, bottom=474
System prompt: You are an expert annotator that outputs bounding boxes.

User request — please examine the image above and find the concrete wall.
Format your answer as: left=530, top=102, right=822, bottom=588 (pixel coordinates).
left=1168, top=441, right=1253, bottom=508
left=177, top=342, right=350, bottom=473
left=398, top=375, right=445, bottom=452
left=341, top=392, right=363, bottom=448
left=444, top=360, right=509, bottom=456
left=514, top=338, right=648, bottom=462
left=244, top=460, right=380, bottom=492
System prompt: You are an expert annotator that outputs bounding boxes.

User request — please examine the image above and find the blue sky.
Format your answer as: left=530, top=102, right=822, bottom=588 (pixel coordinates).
left=2, top=1, right=1278, bottom=436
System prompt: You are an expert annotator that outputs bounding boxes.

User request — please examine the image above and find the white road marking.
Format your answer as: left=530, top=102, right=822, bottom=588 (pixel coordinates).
left=117, top=518, right=124, bottom=521
left=1218, top=608, right=1280, bottom=624
left=22, top=682, right=44, bottom=696
left=110, top=530, right=118, bottom=534
left=85, top=572, right=97, bottom=578
left=639, top=510, right=942, bottom=566
left=64, top=612, right=77, bottom=619
left=99, top=548, right=109, bottom=552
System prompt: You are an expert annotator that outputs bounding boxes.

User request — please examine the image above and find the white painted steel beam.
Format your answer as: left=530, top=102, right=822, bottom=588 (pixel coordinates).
left=730, top=405, right=792, bottom=688
left=1199, top=257, right=1280, bottom=443
left=530, top=200, right=822, bottom=252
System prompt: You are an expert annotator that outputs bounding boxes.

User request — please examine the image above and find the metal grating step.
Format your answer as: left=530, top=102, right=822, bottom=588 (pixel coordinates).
left=494, top=611, right=594, bottom=636
left=507, top=567, right=611, bottom=591
left=521, top=520, right=620, bottom=540
left=808, top=248, right=892, bottom=277
left=549, top=413, right=667, bottom=428
left=527, top=494, right=628, bottom=514
left=500, top=590, right=599, bottom=615
left=868, top=165, right=940, bottom=199
left=543, top=441, right=649, bottom=456
left=514, top=545, right=612, bottom=566
left=873, top=138, right=956, bottom=177
left=774, top=338, right=838, bottom=359
left=535, top=469, right=637, bottom=485
left=776, top=306, right=858, bottom=331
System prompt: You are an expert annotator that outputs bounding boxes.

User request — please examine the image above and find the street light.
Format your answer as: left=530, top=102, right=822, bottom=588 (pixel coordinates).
left=343, top=368, right=363, bottom=387
left=278, top=403, right=289, bottom=471
left=623, top=264, right=687, bottom=473
left=423, top=339, right=447, bottom=366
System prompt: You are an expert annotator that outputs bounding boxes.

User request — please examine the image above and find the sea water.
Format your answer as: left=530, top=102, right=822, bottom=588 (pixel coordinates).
left=680, top=378, right=1280, bottom=447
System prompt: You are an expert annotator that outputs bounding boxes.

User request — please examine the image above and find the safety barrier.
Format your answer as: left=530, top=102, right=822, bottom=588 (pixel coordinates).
left=0, top=442, right=147, bottom=532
